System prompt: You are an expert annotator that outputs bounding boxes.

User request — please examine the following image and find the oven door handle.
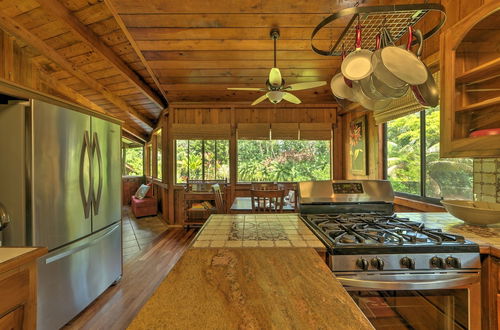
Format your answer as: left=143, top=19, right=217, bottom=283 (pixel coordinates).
left=337, top=274, right=480, bottom=290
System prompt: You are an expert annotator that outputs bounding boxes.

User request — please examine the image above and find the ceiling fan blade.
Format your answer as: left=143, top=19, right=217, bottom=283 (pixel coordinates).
left=284, top=81, right=327, bottom=91
left=227, top=87, right=265, bottom=91
left=269, top=68, right=282, bottom=86
left=251, top=94, right=269, bottom=106
left=282, top=92, right=301, bottom=104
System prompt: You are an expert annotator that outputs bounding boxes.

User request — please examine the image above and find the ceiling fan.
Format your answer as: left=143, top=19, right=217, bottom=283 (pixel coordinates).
left=227, top=29, right=327, bottom=106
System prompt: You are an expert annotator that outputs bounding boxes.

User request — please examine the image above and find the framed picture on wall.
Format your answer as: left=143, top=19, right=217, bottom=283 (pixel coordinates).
left=350, top=115, right=368, bottom=175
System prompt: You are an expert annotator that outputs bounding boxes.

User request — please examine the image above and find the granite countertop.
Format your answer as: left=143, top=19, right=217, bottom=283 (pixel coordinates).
left=397, top=212, right=500, bottom=257
left=128, top=248, right=373, bottom=330
left=191, top=214, right=325, bottom=250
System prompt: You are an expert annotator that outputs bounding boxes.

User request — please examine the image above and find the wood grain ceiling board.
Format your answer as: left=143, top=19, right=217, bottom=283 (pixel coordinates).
left=0, top=0, right=169, bottom=135
left=107, top=0, right=362, bottom=103
left=107, top=0, right=445, bottom=104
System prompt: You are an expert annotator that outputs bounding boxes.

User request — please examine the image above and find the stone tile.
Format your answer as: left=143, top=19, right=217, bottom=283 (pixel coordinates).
left=483, top=184, right=497, bottom=196
left=192, top=241, right=210, bottom=248
left=258, top=241, right=275, bottom=247
left=274, top=241, right=292, bottom=247
left=290, top=240, right=308, bottom=247
left=242, top=240, right=259, bottom=247
left=210, top=241, right=226, bottom=248
left=225, top=241, right=243, bottom=248
left=482, top=161, right=497, bottom=173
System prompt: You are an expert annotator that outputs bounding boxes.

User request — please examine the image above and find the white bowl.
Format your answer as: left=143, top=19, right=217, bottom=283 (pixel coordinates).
left=441, top=200, right=500, bottom=226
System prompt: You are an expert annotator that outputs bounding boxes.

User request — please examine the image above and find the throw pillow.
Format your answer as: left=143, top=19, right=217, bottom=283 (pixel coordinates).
left=135, top=184, right=150, bottom=200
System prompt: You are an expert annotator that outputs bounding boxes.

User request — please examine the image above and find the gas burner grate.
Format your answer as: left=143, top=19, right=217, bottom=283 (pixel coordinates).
left=304, top=213, right=466, bottom=247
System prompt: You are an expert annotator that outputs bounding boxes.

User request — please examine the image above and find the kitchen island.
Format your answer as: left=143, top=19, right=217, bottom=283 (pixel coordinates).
left=128, top=214, right=373, bottom=329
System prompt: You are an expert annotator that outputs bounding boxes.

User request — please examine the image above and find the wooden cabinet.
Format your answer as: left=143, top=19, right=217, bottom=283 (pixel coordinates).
left=0, top=248, right=47, bottom=330
left=481, top=254, right=500, bottom=330
left=440, top=2, right=500, bottom=157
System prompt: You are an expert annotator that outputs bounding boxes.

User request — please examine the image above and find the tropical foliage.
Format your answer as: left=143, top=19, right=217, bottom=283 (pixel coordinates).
left=122, top=146, right=144, bottom=176
left=237, top=140, right=331, bottom=182
left=387, top=107, right=472, bottom=199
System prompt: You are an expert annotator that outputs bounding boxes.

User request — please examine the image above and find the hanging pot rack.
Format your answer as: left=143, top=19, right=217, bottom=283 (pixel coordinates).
left=311, top=3, right=446, bottom=56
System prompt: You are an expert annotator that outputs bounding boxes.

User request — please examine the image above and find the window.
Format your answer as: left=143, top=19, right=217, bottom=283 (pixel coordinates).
left=122, top=138, right=144, bottom=176
left=386, top=107, right=473, bottom=201
left=146, top=143, right=152, bottom=177
left=237, top=140, right=331, bottom=182
left=176, top=140, right=229, bottom=183
left=155, top=130, right=162, bottom=180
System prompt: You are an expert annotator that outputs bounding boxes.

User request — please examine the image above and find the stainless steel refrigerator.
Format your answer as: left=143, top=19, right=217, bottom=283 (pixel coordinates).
left=0, top=99, right=122, bottom=330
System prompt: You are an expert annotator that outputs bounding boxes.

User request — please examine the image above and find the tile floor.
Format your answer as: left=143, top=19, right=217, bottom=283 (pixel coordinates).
left=122, top=206, right=168, bottom=263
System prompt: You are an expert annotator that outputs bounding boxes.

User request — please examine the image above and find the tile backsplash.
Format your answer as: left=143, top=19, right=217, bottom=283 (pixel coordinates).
left=473, top=158, right=500, bottom=203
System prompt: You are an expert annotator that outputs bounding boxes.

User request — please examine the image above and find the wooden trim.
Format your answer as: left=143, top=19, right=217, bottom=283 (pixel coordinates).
left=104, top=0, right=170, bottom=105
left=36, top=0, right=166, bottom=111
left=0, top=13, right=154, bottom=129
left=394, top=196, right=446, bottom=212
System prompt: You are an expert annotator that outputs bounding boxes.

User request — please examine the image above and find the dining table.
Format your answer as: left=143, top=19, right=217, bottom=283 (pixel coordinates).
left=229, top=197, right=295, bottom=213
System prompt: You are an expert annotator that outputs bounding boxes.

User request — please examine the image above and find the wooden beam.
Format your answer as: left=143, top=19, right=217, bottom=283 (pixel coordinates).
left=0, top=13, right=154, bottom=129
left=103, top=0, right=170, bottom=105
left=37, top=64, right=149, bottom=140
left=35, top=0, right=166, bottom=111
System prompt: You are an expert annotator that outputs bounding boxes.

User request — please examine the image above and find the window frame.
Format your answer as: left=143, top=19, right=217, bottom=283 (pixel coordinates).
left=175, top=139, right=229, bottom=184
left=383, top=110, right=443, bottom=205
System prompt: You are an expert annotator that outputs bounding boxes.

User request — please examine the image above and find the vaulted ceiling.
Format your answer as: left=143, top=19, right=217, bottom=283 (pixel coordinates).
left=0, top=0, right=444, bottom=138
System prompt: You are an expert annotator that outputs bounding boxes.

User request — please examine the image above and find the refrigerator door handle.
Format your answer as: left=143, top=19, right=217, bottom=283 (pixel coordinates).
left=79, top=131, right=92, bottom=219
left=92, top=132, right=103, bottom=215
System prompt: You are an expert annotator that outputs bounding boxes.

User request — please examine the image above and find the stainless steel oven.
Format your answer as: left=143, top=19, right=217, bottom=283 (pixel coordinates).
left=298, top=180, right=482, bottom=329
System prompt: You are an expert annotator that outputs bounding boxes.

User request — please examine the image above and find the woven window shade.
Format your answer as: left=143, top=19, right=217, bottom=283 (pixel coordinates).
left=172, top=124, right=231, bottom=140
left=237, top=123, right=270, bottom=140
left=271, top=123, right=299, bottom=140
left=299, top=123, right=332, bottom=140
left=373, top=71, right=440, bottom=125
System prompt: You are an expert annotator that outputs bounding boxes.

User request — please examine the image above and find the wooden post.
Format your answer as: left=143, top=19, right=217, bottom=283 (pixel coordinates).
left=166, top=107, right=176, bottom=225
left=229, top=106, right=237, bottom=209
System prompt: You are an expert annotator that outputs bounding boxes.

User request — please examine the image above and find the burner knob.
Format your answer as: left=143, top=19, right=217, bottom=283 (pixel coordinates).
left=356, top=258, right=369, bottom=271
left=400, top=257, right=416, bottom=270
left=430, top=256, right=445, bottom=269
left=370, top=257, right=384, bottom=271
left=446, top=256, right=461, bottom=269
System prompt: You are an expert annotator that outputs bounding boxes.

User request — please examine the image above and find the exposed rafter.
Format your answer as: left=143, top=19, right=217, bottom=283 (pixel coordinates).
left=0, top=12, right=154, bottom=129
left=104, top=0, right=170, bottom=104
left=37, top=64, right=149, bottom=140
left=35, top=0, right=167, bottom=112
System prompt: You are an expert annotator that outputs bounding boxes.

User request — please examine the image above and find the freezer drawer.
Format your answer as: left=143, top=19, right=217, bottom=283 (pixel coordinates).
left=36, top=222, right=122, bottom=330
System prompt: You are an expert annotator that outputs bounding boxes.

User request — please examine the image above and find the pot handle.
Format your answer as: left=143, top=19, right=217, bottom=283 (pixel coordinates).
left=406, top=26, right=424, bottom=57
left=412, top=29, right=424, bottom=58
left=355, top=25, right=362, bottom=50
left=375, top=33, right=381, bottom=50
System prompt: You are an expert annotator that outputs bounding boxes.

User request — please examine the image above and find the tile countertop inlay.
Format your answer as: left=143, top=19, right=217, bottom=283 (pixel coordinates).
left=397, top=212, right=500, bottom=256
left=192, top=214, right=326, bottom=249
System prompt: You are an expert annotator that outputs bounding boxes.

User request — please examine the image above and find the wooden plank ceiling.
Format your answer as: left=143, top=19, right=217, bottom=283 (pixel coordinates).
left=0, top=0, right=443, bottom=137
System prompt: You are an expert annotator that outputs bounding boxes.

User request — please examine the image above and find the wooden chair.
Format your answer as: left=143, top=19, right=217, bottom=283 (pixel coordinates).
left=251, top=182, right=278, bottom=191
left=250, top=189, right=285, bottom=213
left=211, top=184, right=226, bottom=214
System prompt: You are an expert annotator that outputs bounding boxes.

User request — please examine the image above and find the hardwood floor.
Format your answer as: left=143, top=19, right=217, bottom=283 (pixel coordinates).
left=63, top=226, right=197, bottom=330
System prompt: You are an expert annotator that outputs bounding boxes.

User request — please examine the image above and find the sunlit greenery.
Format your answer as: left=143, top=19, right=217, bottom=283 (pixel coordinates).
left=156, top=130, right=162, bottom=180
left=237, top=140, right=331, bottom=182
left=387, top=107, right=472, bottom=199
left=176, top=140, right=229, bottom=183
left=122, top=143, right=144, bottom=176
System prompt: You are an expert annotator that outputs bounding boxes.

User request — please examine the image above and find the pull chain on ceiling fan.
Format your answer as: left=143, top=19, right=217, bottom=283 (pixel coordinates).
left=227, top=29, right=327, bottom=106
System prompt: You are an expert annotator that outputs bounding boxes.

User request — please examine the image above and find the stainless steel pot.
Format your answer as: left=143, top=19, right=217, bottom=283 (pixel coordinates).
left=341, top=25, right=373, bottom=82
left=410, top=30, right=439, bottom=107
left=374, top=26, right=428, bottom=88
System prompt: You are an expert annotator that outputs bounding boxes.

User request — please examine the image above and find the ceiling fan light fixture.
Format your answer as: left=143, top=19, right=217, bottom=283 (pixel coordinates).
left=267, top=91, right=284, bottom=104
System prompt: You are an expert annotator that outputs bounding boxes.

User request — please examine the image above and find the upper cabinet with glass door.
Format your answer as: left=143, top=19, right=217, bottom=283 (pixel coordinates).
left=440, top=2, right=500, bottom=157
